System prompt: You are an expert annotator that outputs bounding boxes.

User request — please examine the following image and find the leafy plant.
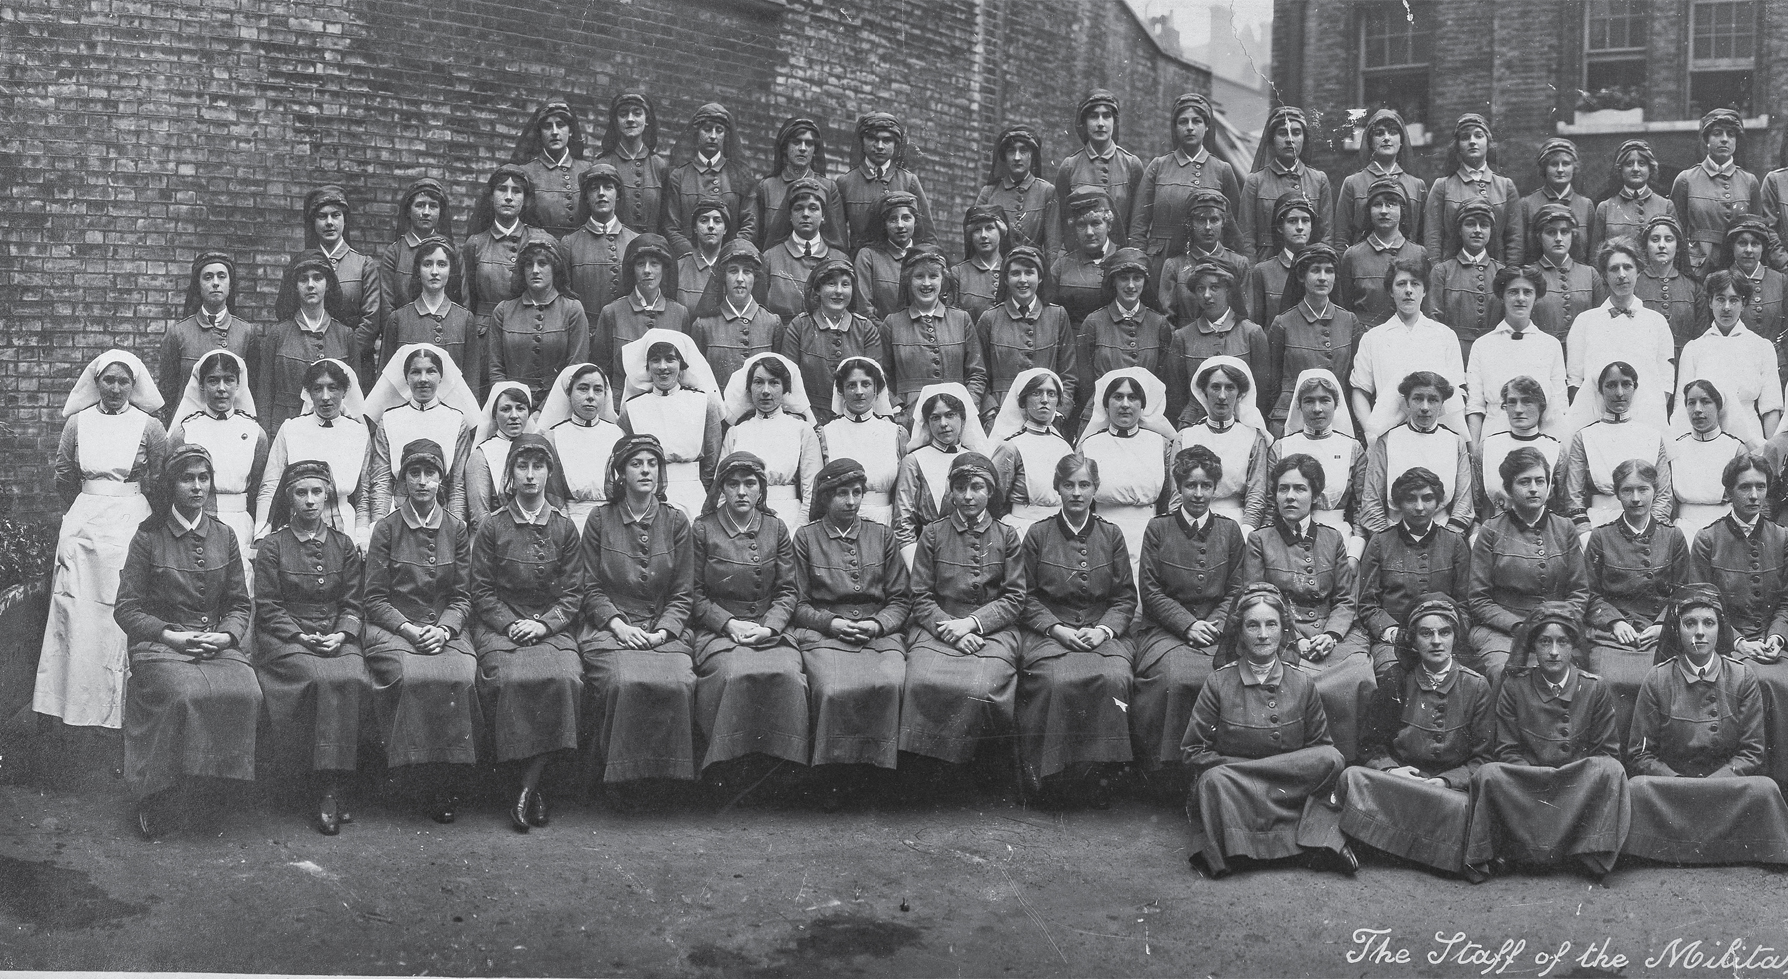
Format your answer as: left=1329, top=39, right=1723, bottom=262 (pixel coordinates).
left=0, top=519, right=57, bottom=593
left=1576, top=86, right=1645, bottom=113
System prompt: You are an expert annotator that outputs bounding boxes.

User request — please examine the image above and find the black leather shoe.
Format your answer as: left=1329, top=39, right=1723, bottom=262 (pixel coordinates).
left=313, top=794, right=340, bottom=837
left=430, top=794, right=457, bottom=825
left=1188, top=852, right=1230, bottom=880
left=510, top=788, right=532, bottom=833
left=1461, top=862, right=1490, bottom=885
left=1335, top=843, right=1360, bottom=876
left=526, top=789, right=549, bottom=827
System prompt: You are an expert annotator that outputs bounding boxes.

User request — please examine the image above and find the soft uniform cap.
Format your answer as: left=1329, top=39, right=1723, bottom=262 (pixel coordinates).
left=1454, top=198, right=1500, bottom=231
left=1282, top=367, right=1356, bottom=437
left=501, top=431, right=560, bottom=495
left=1453, top=113, right=1492, bottom=140
left=1700, top=107, right=1744, bottom=136
left=399, top=437, right=447, bottom=476
left=1508, top=601, right=1583, bottom=671
left=605, top=432, right=668, bottom=501
left=173, top=350, right=258, bottom=424
left=619, top=327, right=722, bottom=403
left=266, top=459, right=342, bottom=534
left=1066, top=186, right=1114, bottom=218
left=298, top=358, right=368, bottom=420
left=1080, top=366, right=1175, bottom=440
left=722, top=351, right=813, bottom=423
left=535, top=364, right=618, bottom=430
left=475, top=381, right=540, bottom=443
left=828, top=355, right=896, bottom=420
left=809, top=457, right=869, bottom=523
left=1189, top=355, right=1268, bottom=433
left=701, top=450, right=773, bottom=517
left=64, top=349, right=163, bottom=418
left=1392, top=594, right=1465, bottom=673
left=908, top=381, right=990, bottom=454
left=304, top=184, right=351, bottom=221
left=1535, top=137, right=1579, bottom=167
left=361, top=342, right=481, bottom=424
left=987, top=366, right=1066, bottom=443
left=1075, top=89, right=1122, bottom=145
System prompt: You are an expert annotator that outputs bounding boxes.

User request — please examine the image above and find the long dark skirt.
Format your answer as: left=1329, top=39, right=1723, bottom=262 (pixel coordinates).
left=253, top=634, right=370, bottom=772
left=581, top=627, right=698, bottom=783
left=362, top=624, right=479, bottom=767
left=473, top=626, right=582, bottom=763
left=1742, top=659, right=1788, bottom=785
left=123, top=645, right=262, bottom=800
left=898, top=627, right=1021, bottom=764
left=1129, top=626, right=1217, bottom=769
left=1336, top=767, right=1471, bottom=872
left=1301, top=631, right=1374, bottom=763
left=791, top=627, right=905, bottom=769
left=1625, top=774, right=1788, bottom=865
left=693, top=632, right=810, bottom=769
left=1187, top=745, right=1347, bottom=875
left=1466, top=757, right=1630, bottom=873
left=1016, top=633, right=1134, bottom=783
left=1585, top=628, right=1657, bottom=751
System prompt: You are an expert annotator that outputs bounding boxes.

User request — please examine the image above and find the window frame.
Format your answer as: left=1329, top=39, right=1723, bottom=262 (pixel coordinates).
left=1355, top=0, right=1435, bottom=129
left=1686, top=0, right=1761, bottom=117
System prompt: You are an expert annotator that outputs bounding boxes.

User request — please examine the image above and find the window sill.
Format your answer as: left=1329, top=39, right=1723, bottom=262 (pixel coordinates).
left=1556, top=113, right=1769, bottom=134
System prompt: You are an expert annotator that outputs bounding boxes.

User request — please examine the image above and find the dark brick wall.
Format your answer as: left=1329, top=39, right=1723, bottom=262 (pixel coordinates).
left=0, top=0, right=1209, bottom=520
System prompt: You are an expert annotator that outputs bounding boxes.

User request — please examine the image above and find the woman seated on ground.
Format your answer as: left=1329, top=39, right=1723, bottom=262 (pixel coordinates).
left=1131, top=445, right=1248, bottom=796
left=689, top=451, right=808, bottom=793
left=253, top=460, right=370, bottom=837
left=1624, top=585, right=1788, bottom=866
left=115, top=445, right=259, bottom=839
left=720, top=352, right=825, bottom=511
left=360, top=438, right=479, bottom=825
left=988, top=367, right=1074, bottom=538
left=1584, top=459, right=1689, bottom=736
left=470, top=433, right=585, bottom=833
left=1333, top=596, right=1492, bottom=882
left=790, top=459, right=910, bottom=810
left=579, top=434, right=698, bottom=804
left=892, top=382, right=989, bottom=563
left=1016, top=453, right=1136, bottom=808
left=899, top=452, right=1026, bottom=772
left=1182, top=583, right=1356, bottom=879
left=537, top=364, right=624, bottom=531
left=1465, top=603, right=1629, bottom=883
left=1468, top=447, right=1591, bottom=686
left=818, top=357, right=906, bottom=527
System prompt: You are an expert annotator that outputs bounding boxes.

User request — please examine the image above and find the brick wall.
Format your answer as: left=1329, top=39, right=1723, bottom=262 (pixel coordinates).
left=0, top=0, right=1209, bottom=521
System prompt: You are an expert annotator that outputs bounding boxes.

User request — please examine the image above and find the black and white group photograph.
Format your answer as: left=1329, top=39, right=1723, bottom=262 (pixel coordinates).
left=6, top=0, right=1788, bottom=975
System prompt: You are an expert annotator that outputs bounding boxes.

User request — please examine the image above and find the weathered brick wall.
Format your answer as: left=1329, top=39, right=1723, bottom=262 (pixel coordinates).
left=0, top=0, right=1209, bottom=520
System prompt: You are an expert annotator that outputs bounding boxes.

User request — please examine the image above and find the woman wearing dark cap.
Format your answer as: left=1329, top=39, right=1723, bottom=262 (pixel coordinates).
left=1075, top=247, right=1172, bottom=418
left=294, top=185, right=381, bottom=378
left=1129, top=93, right=1241, bottom=276
left=489, top=240, right=590, bottom=409
left=1239, top=107, right=1331, bottom=262
left=1158, top=190, right=1251, bottom=323
left=115, top=444, right=259, bottom=838
left=792, top=458, right=910, bottom=807
left=592, top=91, right=668, bottom=236
left=1515, top=138, right=1592, bottom=265
left=1267, top=245, right=1358, bottom=432
left=1527, top=203, right=1604, bottom=342
left=1050, top=187, right=1121, bottom=332
left=899, top=451, right=1026, bottom=769
left=559, top=164, right=638, bottom=330
left=779, top=258, right=885, bottom=424
left=1182, top=583, right=1355, bottom=879
left=511, top=96, right=594, bottom=240
left=258, top=251, right=356, bottom=434
left=1332, top=596, right=1491, bottom=881
left=593, top=235, right=691, bottom=384
left=948, top=209, right=1006, bottom=329
left=1335, top=178, right=1426, bottom=327
left=975, top=125, right=1056, bottom=259
left=1053, top=90, right=1145, bottom=249
left=470, top=433, right=584, bottom=832
left=463, top=165, right=559, bottom=395
left=1240, top=193, right=1317, bottom=327
left=158, top=252, right=257, bottom=424
left=676, top=195, right=735, bottom=312
left=748, top=116, right=847, bottom=252
left=660, top=103, right=755, bottom=258
left=1716, top=216, right=1787, bottom=344
left=380, top=236, right=475, bottom=374
left=977, top=245, right=1078, bottom=428
left=835, top=112, right=936, bottom=254
left=1671, top=108, right=1762, bottom=275
left=853, top=192, right=919, bottom=320
left=1016, top=452, right=1136, bottom=807
left=884, top=245, right=986, bottom=421
left=1331, top=107, right=1427, bottom=250
left=579, top=434, right=699, bottom=796
left=1422, top=114, right=1521, bottom=265
left=1634, top=214, right=1701, bottom=354
left=253, top=459, right=370, bottom=836
left=762, top=177, right=837, bottom=323
left=1624, top=585, right=1788, bottom=865
left=1590, top=139, right=1673, bottom=253
left=377, top=177, right=455, bottom=333
left=691, top=239, right=779, bottom=391
left=1466, top=603, right=1629, bottom=882
left=167, top=351, right=268, bottom=588
left=360, top=437, right=478, bottom=824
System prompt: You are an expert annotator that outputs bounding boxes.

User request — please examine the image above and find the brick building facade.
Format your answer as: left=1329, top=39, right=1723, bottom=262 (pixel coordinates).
left=0, top=0, right=1210, bottom=520
left=1274, top=0, right=1788, bottom=200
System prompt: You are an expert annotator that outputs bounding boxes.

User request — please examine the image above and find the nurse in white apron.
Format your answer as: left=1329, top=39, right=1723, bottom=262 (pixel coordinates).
left=721, top=352, right=825, bottom=513
left=35, top=350, right=169, bottom=729
left=1667, top=378, right=1747, bottom=541
left=989, top=367, right=1074, bottom=538
left=465, top=381, right=537, bottom=526
left=168, top=350, right=268, bottom=590
left=537, top=364, right=624, bottom=531
left=255, top=359, right=374, bottom=550
left=615, top=328, right=724, bottom=517
left=1078, top=366, right=1175, bottom=577
left=1173, top=355, right=1270, bottom=532
left=893, top=382, right=990, bottom=565
left=1270, top=368, right=1365, bottom=559
left=1559, top=361, right=1674, bottom=535
left=364, top=342, right=479, bottom=522
left=819, top=356, right=905, bottom=527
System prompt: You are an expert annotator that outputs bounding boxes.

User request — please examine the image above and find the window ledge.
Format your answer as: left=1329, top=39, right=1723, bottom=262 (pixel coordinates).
left=1557, top=113, right=1769, bottom=134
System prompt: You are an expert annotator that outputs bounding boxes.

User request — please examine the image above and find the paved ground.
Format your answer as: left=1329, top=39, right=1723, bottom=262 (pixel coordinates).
left=1, top=742, right=1786, bottom=978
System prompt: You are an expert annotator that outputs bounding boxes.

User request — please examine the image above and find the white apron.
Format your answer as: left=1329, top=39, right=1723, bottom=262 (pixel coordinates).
left=547, top=420, right=624, bottom=531
left=998, top=429, right=1072, bottom=538
left=625, top=390, right=711, bottom=516
left=821, top=415, right=903, bottom=527
left=176, top=411, right=260, bottom=592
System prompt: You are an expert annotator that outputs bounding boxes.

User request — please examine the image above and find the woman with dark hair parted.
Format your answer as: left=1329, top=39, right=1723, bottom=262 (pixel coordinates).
left=252, top=459, right=370, bottom=836
left=377, top=178, right=456, bottom=341
left=1676, top=269, right=1783, bottom=447
left=819, top=357, right=907, bottom=528
left=613, top=328, right=725, bottom=517
left=364, top=343, right=480, bottom=524
left=1016, top=452, right=1136, bottom=807
left=659, top=103, right=755, bottom=258
left=536, top=364, right=624, bottom=531
left=975, top=124, right=1056, bottom=258
left=1331, top=107, right=1427, bottom=250
left=291, top=185, right=381, bottom=380
left=1668, top=378, right=1750, bottom=542
left=747, top=116, right=847, bottom=252
left=591, top=91, right=668, bottom=235
left=791, top=458, right=910, bottom=809
left=719, top=352, right=825, bottom=511
left=899, top=452, right=1027, bottom=771
left=1172, top=356, right=1271, bottom=531
left=1182, top=583, right=1355, bottom=879
left=490, top=240, right=590, bottom=409
left=511, top=96, right=594, bottom=240
left=1559, top=361, right=1674, bottom=534
left=115, top=444, right=259, bottom=838
left=360, top=438, right=479, bottom=825
left=254, top=359, right=375, bottom=550
left=1624, top=585, right=1788, bottom=866
left=471, top=433, right=585, bottom=832
left=892, top=383, right=991, bottom=564
left=579, top=434, right=698, bottom=801
left=380, top=234, right=475, bottom=376
left=462, top=164, right=559, bottom=396
left=157, top=252, right=258, bottom=424
left=258, top=251, right=356, bottom=435
left=167, top=350, right=268, bottom=591
left=1077, top=368, right=1176, bottom=577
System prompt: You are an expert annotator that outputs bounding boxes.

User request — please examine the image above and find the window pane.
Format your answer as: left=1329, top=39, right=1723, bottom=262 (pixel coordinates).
left=1689, top=69, right=1754, bottom=116
left=1587, top=0, right=1643, bottom=51
left=1361, top=1, right=1432, bottom=69
left=1691, top=1, right=1756, bottom=65
left=1363, top=68, right=1430, bottom=128
left=1581, top=58, right=1646, bottom=112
